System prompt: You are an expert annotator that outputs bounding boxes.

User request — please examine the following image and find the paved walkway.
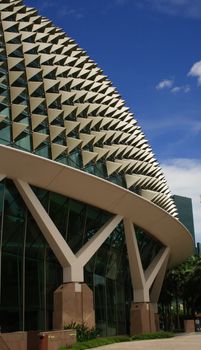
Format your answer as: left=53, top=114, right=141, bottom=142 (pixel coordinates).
left=91, top=333, right=201, bottom=350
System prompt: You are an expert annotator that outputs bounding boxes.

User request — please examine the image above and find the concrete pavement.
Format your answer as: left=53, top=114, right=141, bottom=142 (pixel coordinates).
left=91, top=333, right=201, bottom=350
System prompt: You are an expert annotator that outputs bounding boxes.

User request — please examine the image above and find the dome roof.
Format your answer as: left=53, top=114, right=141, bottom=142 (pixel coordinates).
left=0, top=0, right=177, bottom=216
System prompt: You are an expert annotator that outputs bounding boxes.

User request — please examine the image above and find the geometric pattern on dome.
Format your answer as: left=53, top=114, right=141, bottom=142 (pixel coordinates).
left=0, top=0, right=177, bottom=216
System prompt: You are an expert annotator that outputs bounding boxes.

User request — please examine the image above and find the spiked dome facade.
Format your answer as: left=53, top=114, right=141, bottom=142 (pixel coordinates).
left=0, top=0, right=193, bottom=335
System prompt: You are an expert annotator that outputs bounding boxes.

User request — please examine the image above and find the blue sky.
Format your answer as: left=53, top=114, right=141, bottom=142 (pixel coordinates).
left=24, top=0, right=201, bottom=242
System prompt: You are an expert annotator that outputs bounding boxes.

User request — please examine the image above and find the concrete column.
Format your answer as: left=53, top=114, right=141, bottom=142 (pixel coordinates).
left=152, top=303, right=160, bottom=331
left=150, top=250, right=170, bottom=331
left=15, top=180, right=122, bottom=331
left=53, top=282, right=95, bottom=330
left=124, top=219, right=170, bottom=335
left=124, top=219, right=155, bottom=334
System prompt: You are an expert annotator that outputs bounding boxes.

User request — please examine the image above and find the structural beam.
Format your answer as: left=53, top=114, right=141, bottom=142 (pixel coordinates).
left=14, top=179, right=122, bottom=283
left=14, top=179, right=76, bottom=267
left=145, top=247, right=170, bottom=290
left=124, top=218, right=148, bottom=301
left=150, top=249, right=170, bottom=304
left=124, top=218, right=170, bottom=303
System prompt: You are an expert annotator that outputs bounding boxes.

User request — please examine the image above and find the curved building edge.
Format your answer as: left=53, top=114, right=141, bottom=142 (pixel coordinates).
left=0, top=144, right=193, bottom=267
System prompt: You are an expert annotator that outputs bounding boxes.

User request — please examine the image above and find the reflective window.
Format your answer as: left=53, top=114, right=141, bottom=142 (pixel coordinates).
left=135, top=225, right=163, bottom=270
left=0, top=179, right=162, bottom=336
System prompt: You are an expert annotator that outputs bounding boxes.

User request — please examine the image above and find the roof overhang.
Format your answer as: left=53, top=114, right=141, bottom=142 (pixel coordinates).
left=0, top=145, right=193, bottom=267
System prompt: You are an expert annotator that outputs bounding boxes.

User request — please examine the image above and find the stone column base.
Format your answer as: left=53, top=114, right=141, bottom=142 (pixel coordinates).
left=184, top=319, right=195, bottom=333
left=154, top=313, right=160, bottom=331
left=53, top=282, right=95, bottom=330
left=130, top=302, right=156, bottom=335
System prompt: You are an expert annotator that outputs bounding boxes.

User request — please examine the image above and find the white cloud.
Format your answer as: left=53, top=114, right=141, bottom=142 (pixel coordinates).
left=191, top=121, right=201, bottom=134
left=143, top=0, right=201, bottom=19
left=171, top=86, right=181, bottom=93
left=56, top=7, right=84, bottom=19
left=156, top=79, right=173, bottom=90
left=188, top=60, right=201, bottom=85
left=183, top=85, right=191, bottom=93
left=161, top=158, right=201, bottom=243
left=156, top=78, right=191, bottom=93
left=171, top=85, right=190, bottom=93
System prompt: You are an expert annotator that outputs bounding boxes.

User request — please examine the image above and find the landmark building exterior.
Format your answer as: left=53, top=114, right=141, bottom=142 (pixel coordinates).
left=0, top=0, right=193, bottom=336
left=173, top=195, right=195, bottom=244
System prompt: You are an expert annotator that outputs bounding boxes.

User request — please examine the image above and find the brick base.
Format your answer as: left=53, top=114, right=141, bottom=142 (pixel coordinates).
left=53, top=282, right=95, bottom=330
left=1, top=332, right=27, bottom=350
left=184, top=319, right=195, bottom=333
left=130, top=302, right=156, bottom=335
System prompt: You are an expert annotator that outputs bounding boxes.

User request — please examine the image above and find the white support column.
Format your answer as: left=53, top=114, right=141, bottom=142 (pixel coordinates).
left=63, top=265, right=84, bottom=283
left=145, top=247, right=170, bottom=290
left=124, top=218, right=170, bottom=302
left=149, top=249, right=170, bottom=331
left=124, top=218, right=149, bottom=302
left=123, top=219, right=145, bottom=287
left=124, top=218, right=171, bottom=334
left=150, top=248, right=170, bottom=304
left=14, top=179, right=77, bottom=268
left=14, top=179, right=122, bottom=284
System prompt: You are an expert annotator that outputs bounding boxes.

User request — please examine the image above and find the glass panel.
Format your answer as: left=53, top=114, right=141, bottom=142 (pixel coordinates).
left=135, top=226, right=163, bottom=270
left=106, top=279, right=116, bottom=335
left=24, top=213, right=60, bottom=331
left=0, top=180, right=26, bottom=331
left=86, top=221, right=131, bottom=336
left=49, top=192, right=69, bottom=238
left=0, top=122, right=11, bottom=143
left=15, top=133, right=32, bottom=152
left=0, top=180, right=4, bottom=227
left=116, top=281, right=126, bottom=335
left=35, top=144, right=51, bottom=159
left=83, top=207, right=111, bottom=244
left=94, top=274, right=107, bottom=336
left=67, top=199, right=86, bottom=253
left=46, top=258, right=62, bottom=330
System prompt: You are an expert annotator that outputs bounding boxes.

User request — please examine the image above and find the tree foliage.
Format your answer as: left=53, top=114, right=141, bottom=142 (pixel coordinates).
left=159, top=255, right=201, bottom=330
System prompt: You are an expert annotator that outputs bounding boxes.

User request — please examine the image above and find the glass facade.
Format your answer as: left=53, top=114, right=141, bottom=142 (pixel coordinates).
left=135, top=227, right=163, bottom=270
left=0, top=179, right=62, bottom=332
left=172, top=195, right=195, bottom=244
left=84, top=222, right=132, bottom=336
left=0, top=178, right=163, bottom=335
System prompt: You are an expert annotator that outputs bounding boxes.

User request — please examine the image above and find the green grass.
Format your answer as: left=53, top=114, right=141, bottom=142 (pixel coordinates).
left=59, top=331, right=174, bottom=350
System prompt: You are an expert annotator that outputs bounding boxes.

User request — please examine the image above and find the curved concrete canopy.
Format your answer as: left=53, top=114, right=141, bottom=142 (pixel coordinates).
left=0, top=145, right=193, bottom=267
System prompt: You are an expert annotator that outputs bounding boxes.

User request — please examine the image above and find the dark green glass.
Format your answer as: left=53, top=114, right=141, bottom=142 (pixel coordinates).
left=135, top=225, right=163, bottom=270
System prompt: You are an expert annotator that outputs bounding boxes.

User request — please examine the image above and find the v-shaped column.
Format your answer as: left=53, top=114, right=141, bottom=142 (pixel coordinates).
left=15, top=179, right=122, bottom=282
left=124, top=218, right=170, bottom=334
left=124, top=218, right=170, bottom=301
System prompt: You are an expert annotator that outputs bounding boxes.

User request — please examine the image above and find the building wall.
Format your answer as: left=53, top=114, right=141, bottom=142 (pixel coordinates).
left=0, top=0, right=194, bottom=337
left=173, top=195, right=195, bottom=244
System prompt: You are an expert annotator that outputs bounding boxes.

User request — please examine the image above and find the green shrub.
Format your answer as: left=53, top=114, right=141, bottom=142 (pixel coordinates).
left=59, top=331, right=174, bottom=350
left=64, top=322, right=98, bottom=342
left=131, top=331, right=174, bottom=340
